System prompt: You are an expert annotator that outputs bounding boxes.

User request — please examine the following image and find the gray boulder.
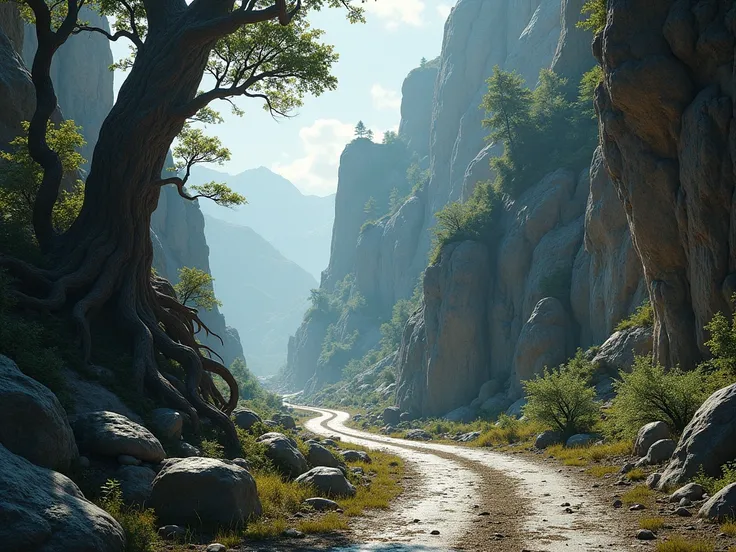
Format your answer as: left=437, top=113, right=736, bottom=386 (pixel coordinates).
left=304, top=497, right=340, bottom=511
left=296, top=467, right=356, bottom=497
left=399, top=412, right=412, bottom=422
left=670, top=483, right=705, bottom=503
left=149, top=408, right=183, bottom=442
left=443, top=405, right=476, bottom=423
left=306, top=442, right=343, bottom=470
left=233, top=408, right=262, bottom=430
left=566, top=434, right=596, bottom=448
left=646, top=473, right=662, bottom=489
left=0, top=355, right=78, bottom=472
left=72, top=411, right=166, bottom=463
left=256, top=432, right=308, bottom=478
left=405, top=429, right=432, bottom=441
left=660, top=384, right=736, bottom=488
left=273, top=413, right=296, bottom=430
left=174, top=441, right=201, bottom=458
left=506, top=398, right=527, bottom=418
left=637, top=439, right=676, bottom=466
left=592, top=327, right=653, bottom=375
left=0, top=443, right=125, bottom=551
left=382, top=406, right=401, bottom=425
left=455, top=431, right=481, bottom=443
left=150, top=457, right=262, bottom=528
left=117, top=465, right=156, bottom=505
left=341, top=450, right=371, bottom=464
left=634, top=421, right=670, bottom=457
left=698, top=483, right=736, bottom=521
left=535, top=430, right=563, bottom=449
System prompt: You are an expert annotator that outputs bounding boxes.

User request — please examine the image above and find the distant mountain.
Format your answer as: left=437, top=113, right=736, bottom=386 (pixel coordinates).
left=191, top=166, right=335, bottom=280
left=204, top=215, right=318, bottom=376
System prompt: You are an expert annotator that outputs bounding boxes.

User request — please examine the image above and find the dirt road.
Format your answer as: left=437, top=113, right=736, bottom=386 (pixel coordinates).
left=292, top=405, right=633, bottom=552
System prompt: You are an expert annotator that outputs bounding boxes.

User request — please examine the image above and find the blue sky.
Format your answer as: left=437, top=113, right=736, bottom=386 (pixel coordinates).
left=110, top=1, right=451, bottom=197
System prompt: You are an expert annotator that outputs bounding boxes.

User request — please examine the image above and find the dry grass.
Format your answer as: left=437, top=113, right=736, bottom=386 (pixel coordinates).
left=546, top=440, right=632, bottom=467
left=626, top=467, right=647, bottom=481
left=297, top=512, right=349, bottom=533
left=622, top=485, right=655, bottom=507
left=639, top=517, right=665, bottom=532
left=213, top=529, right=243, bottom=548
left=655, top=536, right=714, bottom=552
left=586, top=465, right=619, bottom=477
left=720, top=520, right=736, bottom=537
left=475, top=420, right=544, bottom=447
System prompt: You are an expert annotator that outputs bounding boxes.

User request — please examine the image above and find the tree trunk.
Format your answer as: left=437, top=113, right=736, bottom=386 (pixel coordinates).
left=12, top=25, right=242, bottom=451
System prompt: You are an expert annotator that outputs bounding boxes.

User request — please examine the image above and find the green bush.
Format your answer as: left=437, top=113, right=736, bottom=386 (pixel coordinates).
left=522, top=350, right=599, bottom=438
left=704, top=306, right=736, bottom=375
left=692, top=461, right=736, bottom=496
left=615, top=300, right=653, bottom=332
left=578, top=0, right=608, bottom=34
left=430, top=181, right=500, bottom=263
left=606, top=357, right=713, bottom=438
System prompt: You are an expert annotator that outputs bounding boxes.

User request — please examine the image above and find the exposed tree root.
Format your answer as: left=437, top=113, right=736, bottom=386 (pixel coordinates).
left=2, top=247, right=242, bottom=455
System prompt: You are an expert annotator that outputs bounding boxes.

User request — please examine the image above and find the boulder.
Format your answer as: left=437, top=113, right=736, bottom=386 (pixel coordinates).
left=256, top=432, right=308, bottom=478
left=150, top=457, right=262, bottom=528
left=382, top=406, right=401, bottom=426
left=405, top=429, right=432, bottom=441
left=174, top=441, right=201, bottom=458
left=295, top=467, right=356, bottom=498
left=670, top=483, right=705, bottom=503
left=480, top=394, right=510, bottom=416
left=72, top=411, right=166, bottom=463
left=478, top=379, right=500, bottom=403
left=535, top=430, right=563, bottom=449
left=341, top=450, right=371, bottom=464
left=566, top=434, right=596, bottom=448
left=633, top=421, right=670, bottom=457
left=149, top=408, right=183, bottom=442
left=646, top=473, right=662, bottom=489
left=0, top=355, right=78, bottom=472
left=117, top=465, right=156, bottom=505
left=0, top=443, right=125, bottom=551
left=273, top=413, right=296, bottom=430
left=637, top=439, right=676, bottom=466
left=399, top=412, right=412, bottom=422
left=660, top=384, right=736, bottom=488
left=157, top=525, right=186, bottom=541
left=304, top=497, right=340, bottom=511
left=455, top=431, right=481, bottom=443
left=698, top=483, right=736, bottom=521
left=505, top=398, right=527, bottom=418
left=443, top=405, right=476, bottom=423
left=306, top=442, right=343, bottom=470
left=592, top=327, right=653, bottom=375
left=233, top=408, right=262, bottom=430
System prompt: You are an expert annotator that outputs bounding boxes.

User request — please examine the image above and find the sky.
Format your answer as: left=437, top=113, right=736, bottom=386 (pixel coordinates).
left=109, top=1, right=452, bottom=197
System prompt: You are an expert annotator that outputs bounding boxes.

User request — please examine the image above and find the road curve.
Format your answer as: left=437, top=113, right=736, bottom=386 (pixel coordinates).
left=292, top=405, right=633, bottom=552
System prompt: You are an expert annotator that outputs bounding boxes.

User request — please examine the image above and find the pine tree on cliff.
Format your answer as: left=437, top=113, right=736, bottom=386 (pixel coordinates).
left=354, top=120, right=369, bottom=139
left=0, top=0, right=364, bottom=453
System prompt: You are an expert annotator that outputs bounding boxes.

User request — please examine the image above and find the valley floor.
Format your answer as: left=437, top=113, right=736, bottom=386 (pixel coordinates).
left=288, top=406, right=636, bottom=551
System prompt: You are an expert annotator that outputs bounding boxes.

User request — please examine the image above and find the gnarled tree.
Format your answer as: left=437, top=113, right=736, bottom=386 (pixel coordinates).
left=1, top=0, right=362, bottom=452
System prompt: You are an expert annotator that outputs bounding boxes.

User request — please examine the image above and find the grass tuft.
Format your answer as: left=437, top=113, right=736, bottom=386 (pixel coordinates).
left=622, top=485, right=655, bottom=507
left=586, top=465, right=618, bottom=477
left=720, top=520, right=736, bottom=537
left=655, top=536, right=714, bottom=552
left=626, top=467, right=647, bottom=481
left=639, top=517, right=665, bottom=532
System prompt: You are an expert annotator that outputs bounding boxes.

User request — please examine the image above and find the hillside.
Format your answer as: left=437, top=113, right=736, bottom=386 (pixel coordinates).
left=204, top=215, right=317, bottom=375
left=192, top=166, right=334, bottom=280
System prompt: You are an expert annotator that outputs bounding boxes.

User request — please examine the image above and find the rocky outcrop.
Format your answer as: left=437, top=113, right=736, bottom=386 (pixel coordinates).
left=659, top=384, right=736, bottom=489
left=596, top=0, right=736, bottom=370
left=0, top=6, right=33, bottom=150
left=22, top=7, right=113, bottom=167
left=0, top=443, right=125, bottom=551
left=0, top=355, right=78, bottom=472
left=398, top=59, right=438, bottom=159
left=592, top=326, right=653, bottom=375
left=72, top=411, right=166, bottom=464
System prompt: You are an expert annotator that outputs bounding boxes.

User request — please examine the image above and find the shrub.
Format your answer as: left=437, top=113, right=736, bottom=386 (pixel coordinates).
left=430, top=181, right=500, bottom=263
left=615, top=300, right=654, bottom=332
left=98, top=480, right=160, bottom=552
left=692, top=461, right=736, bottom=496
left=606, top=357, right=712, bottom=438
left=578, top=0, right=608, bottom=34
left=522, top=351, right=599, bottom=438
left=655, top=537, right=714, bottom=552
left=704, top=306, right=736, bottom=375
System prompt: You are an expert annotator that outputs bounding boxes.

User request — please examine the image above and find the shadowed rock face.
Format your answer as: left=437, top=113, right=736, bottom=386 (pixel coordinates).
left=0, top=6, right=33, bottom=149
left=596, top=0, right=736, bottom=370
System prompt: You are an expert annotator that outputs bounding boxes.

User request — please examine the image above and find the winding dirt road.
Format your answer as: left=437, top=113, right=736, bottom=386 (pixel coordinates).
left=291, top=405, right=633, bottom=552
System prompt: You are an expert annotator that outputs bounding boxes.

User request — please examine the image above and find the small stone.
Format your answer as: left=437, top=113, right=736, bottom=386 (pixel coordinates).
left=679, top=497, right=693, bottom=507
left=493, top=533, right=504, bottom=539
left=118, top=454, right=142, bottom=466
left=283, top=528, right=305, bottom=538
left=430, top=530, right=440, bottom=535
left=560, top=502, right=571, bottom=507
left=636, top=529, right=656, bottom=540
left=613, top=499, right=623, bottom=508
left=478, top=511, right=490, bottom=516
left=206, top=544, right=227, bottom=552
left=158, top=525, right=186, bottom=541
left=620, top=463, right=635, bottom=474
left=674, top=507, right=692, bottom=517
left=412, top=519, right=420, bottom=523
left=629, top=504, right=646, bottom=511
left=78, top=456, right=90, bottom=468
left=563, top=507, right=574, bottom=514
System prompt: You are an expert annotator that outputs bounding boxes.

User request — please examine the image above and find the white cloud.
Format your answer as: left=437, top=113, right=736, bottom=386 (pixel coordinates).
left=272, top=119, right=355, bottom=196
left=272, top=119, right=394, bottom=195
left=362, top=0, right=425, bottom=29
left=371, top=84, right=401, bottom=111
left=436, top=4, right=452, bottom=20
